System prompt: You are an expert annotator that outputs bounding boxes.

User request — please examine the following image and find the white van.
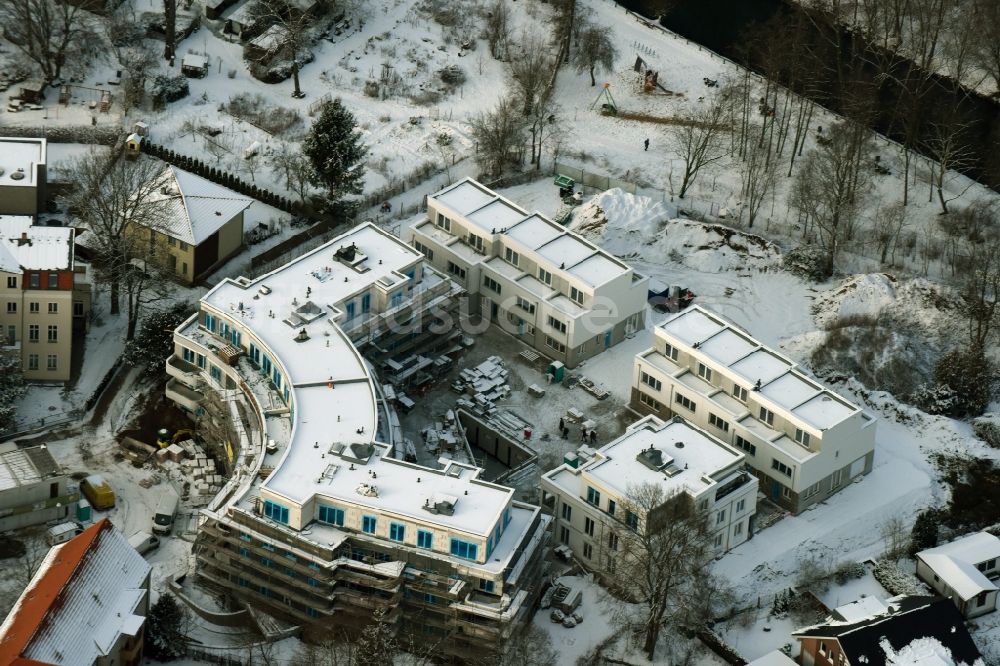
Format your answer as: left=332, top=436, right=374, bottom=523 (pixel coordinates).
left=45, top=522, right=82, bottom=546
left=152, top=492, right=180, bottom=535
left=128, top=531, right=160, bottom=556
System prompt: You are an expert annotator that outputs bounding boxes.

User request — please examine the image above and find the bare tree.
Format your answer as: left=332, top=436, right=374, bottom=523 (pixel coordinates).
left=507, top=32, right=556, bottom=116
left=483, top=0, right=511, bottom=61
left=739, top=123, right=778, bottom=228
left=925, top=117, right=976, bottom=215
left=13, top=535, right=47, bottom=592
left=970, top=0, right=1000, bottom=94
left=669, top=90, right=731, bottom=199
left=475, top=625, right=558, bottom=666
left=468, top=97, right=526, bottom=177
left=880, top=514, right=908, bottom=562
left=272, top=145, right=314, bottom=203
left=791, top=120, right=874, bottom=277
left=571, top=21, right=616, bottom=87
left=613, top=483, right=716, bottom=661
left=248, top=0, right=312, bottom=97
left=62, top=153, right=174, bottom=339
left=0, top=0, right=95, bottom=83
left=873, top=201, right=908, bottom=265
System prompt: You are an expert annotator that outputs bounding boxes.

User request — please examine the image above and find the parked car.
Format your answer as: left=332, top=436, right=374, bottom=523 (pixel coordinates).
left=127, top=531, right=160, bottom=556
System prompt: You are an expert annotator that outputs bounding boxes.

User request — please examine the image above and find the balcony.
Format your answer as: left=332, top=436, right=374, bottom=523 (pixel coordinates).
left=166, top=355, right=203, bottom=389
left=166, top=377, right=204, bottom=411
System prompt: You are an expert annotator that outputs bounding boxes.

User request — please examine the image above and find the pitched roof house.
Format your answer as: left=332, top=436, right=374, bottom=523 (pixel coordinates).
left=793, top=596, right=984, bottom=666
left=917, top=532, right=1000, bottom=618
left=0, top=519, right=151, bottom=666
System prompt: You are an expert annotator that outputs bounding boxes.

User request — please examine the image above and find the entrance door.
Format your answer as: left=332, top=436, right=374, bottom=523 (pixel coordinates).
left=490, top=300, right=499, bottom=321
left=771, top=480, right=781, bottom=500
left=604, top=330, right=612, bottom=349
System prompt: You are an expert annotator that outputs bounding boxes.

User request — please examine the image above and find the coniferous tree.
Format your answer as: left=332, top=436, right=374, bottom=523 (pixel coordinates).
left=0, top=355, right=27, bottom=430
left=354, top=608, right=396, bottom=666
left=909, top=508, right=941, bottom=556
left=146, top=593, right=188, bottom=660
left=303, top=99, right=366, bottom=202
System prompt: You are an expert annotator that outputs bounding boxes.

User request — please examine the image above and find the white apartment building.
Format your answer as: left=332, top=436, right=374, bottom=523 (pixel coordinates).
left=165, top=222, right=548, bottom=662
left=541, top=414, right=757, bottom=579
left=631, top=305, right=877, bottom=513
left=407, top=178, right=648, bottom=368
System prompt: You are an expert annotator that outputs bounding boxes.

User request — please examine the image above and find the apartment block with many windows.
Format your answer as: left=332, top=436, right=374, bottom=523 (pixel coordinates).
left=407, top=178, right=648, bottom=368
left=630, top=305, right=877, bottom=513
left=165, top=222, right=548, bottom=661
left=541, top=414, right=757, bottom=579
left=0, top=217, right=91, bottom=382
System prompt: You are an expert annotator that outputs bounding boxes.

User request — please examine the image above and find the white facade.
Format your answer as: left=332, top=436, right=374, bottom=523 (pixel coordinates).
left=631, top=305, right=876, bottom=513
left=541, top=414, right=757, bottom=577
left=407, top=178, right=648, bottom=368
left=917, top=532, right=1000, bottom=618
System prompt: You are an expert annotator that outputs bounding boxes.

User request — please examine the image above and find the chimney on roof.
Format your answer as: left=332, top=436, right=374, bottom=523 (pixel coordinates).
left=17, top=232, right=30, bottom=246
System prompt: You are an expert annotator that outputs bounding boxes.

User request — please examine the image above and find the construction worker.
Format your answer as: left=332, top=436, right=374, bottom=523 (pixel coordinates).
left=644, top=137, right=650, bottom=151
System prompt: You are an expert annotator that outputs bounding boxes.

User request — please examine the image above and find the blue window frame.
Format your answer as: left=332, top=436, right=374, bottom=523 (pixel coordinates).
left=262, top=354, right=272, bottom=375
left=587, top=487, right=601, bottom=506
left=205, top=313, right=217, bottom=332
left=307, top=577, right=319, bottom=587
left=239, top=532, right=252, bottom=542
left=389, top=523, right=405, bottom=542
left=424, top=593, right=437, bottom=604
left=263, top=500, right=289, bottom=524
left=210, top=365, right=222, bottom=382
left=361, top=293, right=371, bottom=314
left=250, top=343, right=260, bottom=364
left=260, top=557, right=273, bottom=567
left=318, top=505, right=344, bottom=526
left=417, top=529, right=433, bottom=549
left=239, top=547, right=250, bottom=557
left=306, top=607, right=319, bottom=618
left=406, top=269, right=415, bottom=281
left=362, top=515, right=376, bottom=534
left=345, top=301, right=355, bottom=319
left=284, top=567, right=296, bottom=578
left=220, top=321, right=230, bottom=340
left=182, top=348, right=195, bottom=363
left=284, top=551, right=297, bottom=561
left=450, top=538, right=478, bottom=561
left=479, top=579, right=495, bottom=593
left=231, top=329, right=241, bottom=347
left=272, top=367, right=281, bottom=388
left=196, top=353, right=206, bottom=369
left=237, top=577, right=250, bottom=588
left=283, top=386, right=289, bottom=404
left=390, top=292, right=403, bottom=308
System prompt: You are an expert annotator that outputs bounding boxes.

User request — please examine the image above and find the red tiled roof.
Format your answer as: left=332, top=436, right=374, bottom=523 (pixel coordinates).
left=0, top=520, right=109, bottom=665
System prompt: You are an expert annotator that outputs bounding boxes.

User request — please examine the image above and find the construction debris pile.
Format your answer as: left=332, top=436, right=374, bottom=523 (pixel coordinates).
left=453, top=356, right=509, bottom=415
left=155, top=438, right=225, bottom=505
left=420, top=409, right=462, bottom=455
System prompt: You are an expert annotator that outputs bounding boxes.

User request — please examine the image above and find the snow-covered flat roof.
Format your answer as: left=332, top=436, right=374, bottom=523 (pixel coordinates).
left=466, top=199, right=527, bottom=234
left=567, top=253, right=626, bottom=288
left=547, top=415, right=746, bottom=501
left=0, top=137, right=45, bottom=187
left=919, top=532, right=1000, bottom=600
left=504, top=214, right=562, bottom=249
left=638, top=348, right=681, bottom=375
left=658, top=305, right=865, bottom=432
left=548, top=294, right=586, bottom=318
left=536, top=234, right=596, bottom=268
left=0, top=217, right=73, bottom=272
left=746, top=652, right=797, bottom=666
left=433, top=179, right=497, bottom=217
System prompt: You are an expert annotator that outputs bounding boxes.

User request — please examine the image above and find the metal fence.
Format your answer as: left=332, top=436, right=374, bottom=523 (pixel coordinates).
left=553, top=162, right=637, bottom=195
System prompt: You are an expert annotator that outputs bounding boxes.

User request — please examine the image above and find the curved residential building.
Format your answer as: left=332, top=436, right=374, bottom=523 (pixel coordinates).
left=166, top=222, right=550, bottom=660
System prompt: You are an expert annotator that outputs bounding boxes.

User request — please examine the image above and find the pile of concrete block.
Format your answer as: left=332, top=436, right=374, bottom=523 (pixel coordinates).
left=453, top=356, right=509, bottom=414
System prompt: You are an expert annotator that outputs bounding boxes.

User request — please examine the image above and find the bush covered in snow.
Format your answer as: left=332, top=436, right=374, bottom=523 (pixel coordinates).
left=972, top=414, right=1000, bottom=448
left=151, top=74, right=189, bottom=105
left=0, top=355, right=27, bottom=430
left=909, top=508, right=941, bottom=555
left=929, top=346, right=994, bottom=417
left=872, top=559, right=926, bottom=596
left=833, top=561, right=866, bottom=585
left=909, top=382, right=959, bottom=415
left=783, top=245, right=828, bottom=281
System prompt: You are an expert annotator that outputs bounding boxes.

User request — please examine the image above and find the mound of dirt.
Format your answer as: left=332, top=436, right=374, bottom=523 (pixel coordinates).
left=571, top=189, right=781, bottom=272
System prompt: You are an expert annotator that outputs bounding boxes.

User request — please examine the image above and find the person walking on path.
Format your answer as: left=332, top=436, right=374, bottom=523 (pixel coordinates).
left=644, top=137, right=650, bottom=151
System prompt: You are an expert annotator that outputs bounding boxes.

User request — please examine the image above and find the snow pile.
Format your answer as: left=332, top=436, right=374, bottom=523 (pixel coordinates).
left=883, top=636, right=985, bottom=666
left=571, top=188, right=782, bottom=272
left=811, top=274, right=956, bottom=333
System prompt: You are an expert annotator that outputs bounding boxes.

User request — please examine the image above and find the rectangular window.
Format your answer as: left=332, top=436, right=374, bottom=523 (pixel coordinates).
left=714, top=534, right=723, bottom=548
left=205, top=313, right=217, bottom=333
left=47, top=302, right=57, bottom=314
left=483, top=276, right=501, bottom=294
left=28, top=324, right=38, bottom=342
left=435, top=213, right=451, bottom=231
left=263, top=500, right=289, bottom=524
left=803, top=482, right=820, bottom=499
left=449, top=538, right=478, bottom=561
left=47, top=325, right=57, bottom=342
left=197, top=354, right=206, bottom=369
left=639, top=393, right=661, bottom=411
left=733, top=384, right=748, bottom=403
left=27, top=354, right=38, bottom=370
left=626, top=510, right=639, bottom=530
left=709, top=413, right=729, bottom=432
left=675, top=392, right=696, bottom=413
left=547, top=315, right=567, bottom=334
left=417, top=529, right=433, bottom=549
left=504, top=247, right=519, bottom=266
left=608, top=532, right=619, bottom=551
left=544, top=335, right=566, bottom=353
left=362, top=515, right=377, bottom=534
left=361, top=293, right=371, bottom=313
left=736, top=499, right=746, bottom=513
left=468, top=233, right=485, bottom=252
left=734, top=435, right=756, bottom=456
left=30, top=302, right=39, bottom=313
left=5, top=302, right=15, bottom=313
left=515, top=296, right=535, bottom=314
left=663, top=343, right=678, bottom=361
left=48, top=273, right=58, bottom=288
left=561, top=503, right=572, bottom=521
left=832, top=468, right=844, bottom=489
left=584, top=517, right=595, bottom=537
left=182, top=348, right=195, bottom=363
left=735, top=522, right=744, bottom=536
left=479, top=579, right=495, bottom=594
left=772, top=459, right=792, bottom=477
left=795, top=428, right=811, bottom=447
left=698, top=362, right=713, bottom=382
left=239, top=547, right=250, bottom=558
left=759, top=407, right=775, bottom=427
left=446, top=261, right=466, bottom=280
left=389, top=522, right=405, bottom=542
left=570, top=286, right=585, bottom=305
left=6, top=277, right=14, bottom=288
left=716, top=510, right=726, bottom=525
left=413, top=241, right=434, bottom=260
left=210, top=365, right=222, bottom=382
left=538, top=267, right=552, bottom=285
left=586, top=487, right=601, bottom=506
left=782, top=486, right=792, bottom=499
left=73, top=301, right=83, bottom=316
left=29, top=273, right=39, bottom=289
left=583, top=543, right=593, bottom=559
left=559, top=526, right=569, bottom=544
left=607, top=499, right=616, bottom=517
left=318, top=505, right=344, bottom=526
left=640, top=371, right=662, bottom=391
left=46, top=354, right=57, bottom=371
